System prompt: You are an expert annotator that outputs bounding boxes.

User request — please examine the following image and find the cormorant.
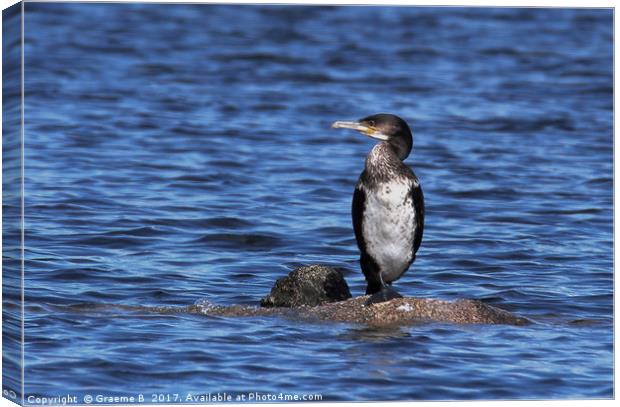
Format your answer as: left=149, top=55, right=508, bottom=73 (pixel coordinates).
left=332, top=114, right=424, bottom=305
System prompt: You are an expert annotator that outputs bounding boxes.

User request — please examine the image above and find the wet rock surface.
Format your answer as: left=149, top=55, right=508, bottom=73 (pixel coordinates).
left=260, top=264, right=352, bottom=307
left=197, top=264, right=531, bottom=326
left=190, top=295, right=530, bottom=327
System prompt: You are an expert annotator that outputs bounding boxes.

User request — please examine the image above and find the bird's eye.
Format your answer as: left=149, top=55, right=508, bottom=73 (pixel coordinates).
left=368, top=120, right=375, bottom=127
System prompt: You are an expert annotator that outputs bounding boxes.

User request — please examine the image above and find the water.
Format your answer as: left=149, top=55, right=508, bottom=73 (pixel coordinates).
left=3, top=3, right=613, bottom=402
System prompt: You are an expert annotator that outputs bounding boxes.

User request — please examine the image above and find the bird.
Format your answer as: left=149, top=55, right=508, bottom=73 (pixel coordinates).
left=332, top=113, right=424, bottom=305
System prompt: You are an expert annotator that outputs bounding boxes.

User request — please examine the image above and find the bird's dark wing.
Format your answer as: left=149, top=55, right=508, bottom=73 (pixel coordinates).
left=352, top=177, right=382, bottom=293
left=411, top=180, right=425, bottom=255
left=351, top=181, right=366, bottom=252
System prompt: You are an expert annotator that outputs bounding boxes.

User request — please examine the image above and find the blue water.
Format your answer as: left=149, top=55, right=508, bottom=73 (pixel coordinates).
left=5, top=3, right=614, bottom=402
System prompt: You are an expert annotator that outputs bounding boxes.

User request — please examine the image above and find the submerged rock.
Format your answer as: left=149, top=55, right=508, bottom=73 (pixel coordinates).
left=70, top=296, right=531, bottom=327
left=260, top=264, right=352, bottom=307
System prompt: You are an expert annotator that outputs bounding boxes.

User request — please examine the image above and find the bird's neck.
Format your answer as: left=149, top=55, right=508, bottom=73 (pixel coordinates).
left=365, top=142, right=405, bottom=180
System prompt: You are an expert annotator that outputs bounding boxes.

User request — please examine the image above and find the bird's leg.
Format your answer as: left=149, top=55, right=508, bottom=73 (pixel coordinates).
left=364, top=273, right=403, bottom=306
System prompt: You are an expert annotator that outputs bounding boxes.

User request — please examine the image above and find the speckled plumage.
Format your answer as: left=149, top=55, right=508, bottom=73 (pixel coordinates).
left=348, top=116, right=424, bottom=296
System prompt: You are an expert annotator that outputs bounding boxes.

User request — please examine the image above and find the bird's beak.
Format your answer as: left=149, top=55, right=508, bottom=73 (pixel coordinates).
left=331, top=120, right=389, bottom=141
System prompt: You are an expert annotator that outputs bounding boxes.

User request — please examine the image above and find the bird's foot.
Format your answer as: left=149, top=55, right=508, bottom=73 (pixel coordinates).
left=365, top=286, right=403, bottom=306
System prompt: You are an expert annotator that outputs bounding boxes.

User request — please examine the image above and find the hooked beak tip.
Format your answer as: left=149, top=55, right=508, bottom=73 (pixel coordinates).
left=331, top=120, right=390, bottom=141
left=331, top=120, right=363, bottom=131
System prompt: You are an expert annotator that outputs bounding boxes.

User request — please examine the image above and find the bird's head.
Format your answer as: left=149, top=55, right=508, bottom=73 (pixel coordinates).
left=331, top=113, right=413, bottom=160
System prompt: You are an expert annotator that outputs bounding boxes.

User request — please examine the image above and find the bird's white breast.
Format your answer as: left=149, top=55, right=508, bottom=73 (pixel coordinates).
left=362, top=179, right=416, bottom=283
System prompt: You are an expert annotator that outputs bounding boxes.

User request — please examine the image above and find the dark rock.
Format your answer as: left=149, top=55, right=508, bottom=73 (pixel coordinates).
left=260, top=265, right=352, bottom=307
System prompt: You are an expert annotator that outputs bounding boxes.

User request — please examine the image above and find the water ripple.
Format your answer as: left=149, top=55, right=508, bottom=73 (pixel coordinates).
left=13, top=3, right=612, bottom=401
